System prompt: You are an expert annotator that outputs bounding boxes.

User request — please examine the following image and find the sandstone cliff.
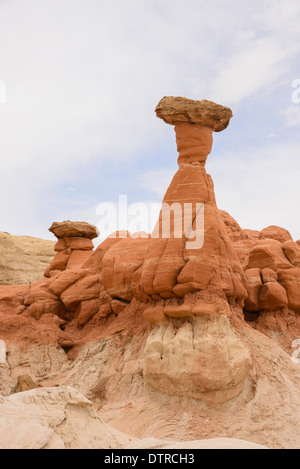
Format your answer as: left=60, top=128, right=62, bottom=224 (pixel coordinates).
left=0, top=232, right=55, bottom=285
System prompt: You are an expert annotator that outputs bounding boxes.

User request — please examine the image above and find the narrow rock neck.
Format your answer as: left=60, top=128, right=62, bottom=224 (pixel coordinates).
left=175, top=123, right=213, bottom=167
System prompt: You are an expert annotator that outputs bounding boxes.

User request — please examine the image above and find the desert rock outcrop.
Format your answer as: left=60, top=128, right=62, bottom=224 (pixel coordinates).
left=44, top=221, right=98, bottom=277
left=1, top=96, right=300, bottom=450
left=0, top=386, right=133, bottom=449
left=0, top=232, right=54, bottom=285
left=0, top=384, right=269, bottom=449
left=144, top=315, right=251, bottom=404
left=1, top=97, right=291, bottom=406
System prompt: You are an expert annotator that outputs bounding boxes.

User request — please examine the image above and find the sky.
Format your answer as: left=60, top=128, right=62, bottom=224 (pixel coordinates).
left=0, top=0, right=300, bottom=245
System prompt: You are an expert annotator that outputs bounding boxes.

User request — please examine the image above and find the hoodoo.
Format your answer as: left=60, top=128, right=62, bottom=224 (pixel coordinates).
left=1, top=97, right=300, bottom=449
left=0, top=97, right=252, bottom=404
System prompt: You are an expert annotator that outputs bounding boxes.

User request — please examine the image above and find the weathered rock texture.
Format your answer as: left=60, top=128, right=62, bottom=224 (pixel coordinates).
left=0, top=386, right=133, bottom=449
left=0, top=312, right=298, bottom=448
left=15, top=373, right=38, bottom=393
left=136, top=122, right=247, bottom=309
left=2, top=96, right=299, bottom=405
left=49, top=221, right=99, bottom=240
left=0, top=96, right=300, bottom=449
left=225, top=221, right=300, bottom=314
left=144, top=315, right=251, bottom=404
left=155, top=96, right=233, bottom=131
left=44, top=221, right=98, bottom=277
left=11, top=98, right=251, bottom=404
left=0, top=232, right=54, bottom=285
left=0, top=384, right=268, bottom=449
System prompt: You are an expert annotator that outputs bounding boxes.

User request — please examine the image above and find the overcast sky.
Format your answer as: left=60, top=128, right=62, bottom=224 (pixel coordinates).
left=0, top=0, right=300, bottom=244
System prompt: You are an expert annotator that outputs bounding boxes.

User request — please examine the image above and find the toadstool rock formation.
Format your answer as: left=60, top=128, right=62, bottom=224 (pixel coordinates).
left=2, top=97, right=300, bottom=448
left=44, top=221, right=98, bottom=277
left=1, top=96, right=300, bottom=409
left=0, top=97, right=252, bottom=404
left=138, top=97, right=247, bottom=312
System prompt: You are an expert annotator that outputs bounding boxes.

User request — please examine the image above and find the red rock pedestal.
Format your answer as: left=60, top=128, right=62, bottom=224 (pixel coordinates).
left=7, top=99, right=248, bottom=332
left=137, top=97, right=252, bottom=405
left=139, top=98, right=247, bottom=324
left=11, top=221, right=99, bottom=322
left=44, top=221, right=98, bottom=277
left=0, top=97, right=254, bottom=405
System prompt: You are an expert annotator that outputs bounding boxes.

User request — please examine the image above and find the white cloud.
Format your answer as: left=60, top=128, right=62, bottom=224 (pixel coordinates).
left=0, top=0, right=299, bottom=240
left=210, top=37, right=291, bottom=106
left=281, top=106, right=300, bottom=127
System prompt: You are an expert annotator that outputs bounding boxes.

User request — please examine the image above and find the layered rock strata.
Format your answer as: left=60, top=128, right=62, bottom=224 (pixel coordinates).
left=44, top=221, right=98, bottom=277
left=1, top=97, right=300, bottom=406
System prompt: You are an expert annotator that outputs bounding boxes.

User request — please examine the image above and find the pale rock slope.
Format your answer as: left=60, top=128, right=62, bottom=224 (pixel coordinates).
left=0, top=232, right=55, bottom=285
left=0, top=386, right=267, bottom=449
left=0, top=386, right=134, bottom=449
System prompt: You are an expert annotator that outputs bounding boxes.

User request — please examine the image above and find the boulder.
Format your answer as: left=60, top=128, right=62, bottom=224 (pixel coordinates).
left=155, top=96, right=232, bottom=131
left=49, top=221, right=99, bottom=240
left=278, top=268, right=300, bottom=312
left=247, top=240, right=292, bottom=271
left=282, top=240, right=300, bottom=266
left=54, top=239, right=67, bottom=252
left=48, top=269, right=91, bottom=296
left=259, top=282, right=288, bottom=311
left=60, top=274, right=100, bottom=311
left=258, top=226, right=293, bottom=244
